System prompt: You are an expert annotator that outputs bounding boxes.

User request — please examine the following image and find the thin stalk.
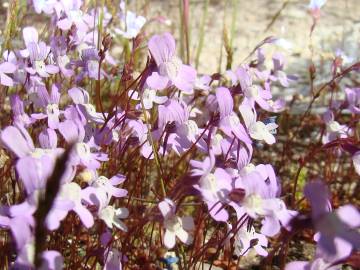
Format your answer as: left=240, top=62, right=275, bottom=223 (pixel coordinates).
left=139, top=95, right=166, bottom=198
left=195, top=0, right=209, bottom=69
left=182, top=0, right=190, bottom=64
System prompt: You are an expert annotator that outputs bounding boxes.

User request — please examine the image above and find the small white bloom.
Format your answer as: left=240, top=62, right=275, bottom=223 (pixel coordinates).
left=99, top=205, right=129, bottom=231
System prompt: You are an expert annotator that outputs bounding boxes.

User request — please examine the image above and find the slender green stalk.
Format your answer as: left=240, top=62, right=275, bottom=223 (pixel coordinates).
left=179, top=0, right=185, bottom=61
left=1, top=0, right=20, bottom=55
left=139, top=95, right=166, bottom=198
left=182, top=0, right=190, bottom=64
left=230, top=0, right=238, bottom=49
left=195, top=0, right=209, bottom=69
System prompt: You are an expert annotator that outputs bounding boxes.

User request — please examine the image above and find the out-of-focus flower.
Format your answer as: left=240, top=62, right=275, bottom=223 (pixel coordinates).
left=104, top=248, right=124, bottom=270
left=304, top=181, right=360, bottom=260
left=345, top=87, right=360, bottom=114
left=0, top=61, right=16, bottom=86
left=115, top=11, right=146, bottom=39
left=353, top=151, right=360, bottom=175
left=128, top=88, right=167, bottom=110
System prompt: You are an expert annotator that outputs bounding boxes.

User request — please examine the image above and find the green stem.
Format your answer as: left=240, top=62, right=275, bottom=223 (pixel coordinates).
left=195, top=0, right=209, bottom=69
left=139, top=95, right=166, bottom=198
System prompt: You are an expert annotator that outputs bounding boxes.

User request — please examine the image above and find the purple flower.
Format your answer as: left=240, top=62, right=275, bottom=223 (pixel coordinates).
left=128, top=88, right=167, bottom=110
left=127, top=119, right=154, bottom=159
left=75, top=48, right=104, bottom=81
left=146, top=33, right=196, bottom=94
left=67, top=87, right=106, bottom=123
left=322, top=110, right=349, bottom=144
left=83, top=173, right=128, bottom=209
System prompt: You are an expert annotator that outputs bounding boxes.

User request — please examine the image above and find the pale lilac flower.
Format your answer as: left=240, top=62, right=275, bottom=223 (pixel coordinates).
left=31, top=84, right=62, bottom=129
left=0, top=61, right=16, bottom=86
left=158, top=198, right=194, bottom=249
left=236, top=66, right=285, bottom=112
left=146, top=33, right=196, bottom=94
left=83, top=173, right=128, bottom=209
left=0, top=125, right=63, bottom=194
left=194, top=75, right=211, bottom=92
left=58, top=119, right=108, bottom=169
left=75, top=48, right=104, bottom=81
left=67, top=87, right=106, bottom=123
left=157, top=99, right=189, bottom=130
left=271, top=52, right=295, bottom=87
left=22, top=27, right=59, bottom=78
left=232, top=164, right=295, bottom=237
left=309, top=0, right=327, bottom=10
left=216, top=87, right=251, bottom=144
left=191, top=155, right=233, bottom=222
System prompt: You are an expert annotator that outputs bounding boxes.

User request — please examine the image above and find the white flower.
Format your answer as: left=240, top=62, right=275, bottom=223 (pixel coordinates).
left=99, top=205, right=128, bottom=231
left=240, top=103, right=277, bottom=144
left=158, top=199, right=194, bottom=249
left=128, top=88, right=167, bottom=110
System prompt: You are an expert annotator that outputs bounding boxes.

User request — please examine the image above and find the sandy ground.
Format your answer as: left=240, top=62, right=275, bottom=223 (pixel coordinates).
left=145, top=0, right=360, bottom=113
